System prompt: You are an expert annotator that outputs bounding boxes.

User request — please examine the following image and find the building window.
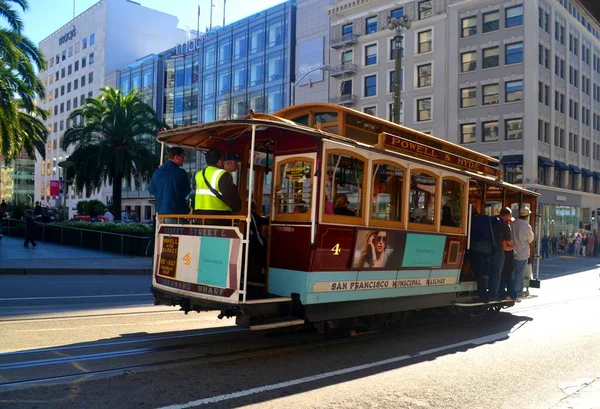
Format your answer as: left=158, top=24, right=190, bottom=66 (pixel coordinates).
left=365, top=16, right=377, bottom=34
left=482, top=46, right=499, bottom=68
left=341, top=79, right=352, bottom=95
left=460, top=87, right=476, bottom=108
left=364, top=75, right=377, bottom=97
left=365, top=44, right=377, bottom=65
left=506, top=5, right=523, bottom=28
left=461, top=51, right=476, bottom=72
left=89, top=52, right=94, bottom=65
left=67, top=64, right=72, bottom=75
left=418, top=0, right=433, bottom=20
left=460, top=123, right=476, bottom=143
left=416, top=97, right=432, bottom=122
left=483, top=11, right=499, bottom=33
left=461, top=16, right=477, bottom=38
left=389, top=69, right=403, bottom=92
left=417, top=30, right=432, bottom=54
left=89, top=72, right=93, bottom=83
left=82, top=57, right=86, bottom=68
left=60, top=85, right=64, bottom=96
left=363, top=106, right=376, bottom=116
left=391, top=7, right=404, bottom=19
left=389, top=38, right=404, bottom=60
left=67, top=82, right=71, bottom=93
left=81, top=75, right=85, bottom=86
left=342, top=23, right=353, bottom=37
left=482, top=121, right=499, bottom=142
left=417, top=63, right=432, bottom=87
left=342, top=50, right=353, bottom=63
left=89, top=33, right=95, bottom=46
left=482, top=83, right=499, bottom=105
left=74, top=78, right=78, bottom=90
left=82, top=38, right=87, bottom=49
left=506, top=118, right=523, bottom=140
left=505, top=42, right=523, bottom=64
left=505, top=80, right=523, bottom=102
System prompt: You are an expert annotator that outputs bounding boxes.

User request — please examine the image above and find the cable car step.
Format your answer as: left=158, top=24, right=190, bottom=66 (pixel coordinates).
left=245, top=297, right=293, bottom=304
left=249, top=317, right=305, bottom=331
left=454, top=299, right=515, bottom=307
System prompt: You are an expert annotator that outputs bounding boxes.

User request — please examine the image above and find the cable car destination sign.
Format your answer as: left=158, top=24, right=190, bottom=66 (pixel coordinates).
left=380, top=132, right=500, bottom=178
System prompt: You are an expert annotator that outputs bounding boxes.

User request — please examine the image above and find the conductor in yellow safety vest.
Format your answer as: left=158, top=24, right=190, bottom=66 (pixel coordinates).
left=194, top=148, right=241, bottom=216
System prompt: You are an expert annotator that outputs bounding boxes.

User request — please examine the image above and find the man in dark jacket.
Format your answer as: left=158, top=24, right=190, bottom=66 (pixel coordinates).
left=148, top=147, right=191, bottom=217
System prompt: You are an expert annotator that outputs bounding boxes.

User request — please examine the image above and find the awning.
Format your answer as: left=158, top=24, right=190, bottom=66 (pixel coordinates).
left=500, top=154, right=523, bottom=165
left=582, top=168, right=594, bottom=177
left=538, top=156, right=554, bottom=167
left=594, top=171, right=600, bottom=179
left=554, top=161, right=569, bottom=171
left=569, top=165, right=582, bottom=174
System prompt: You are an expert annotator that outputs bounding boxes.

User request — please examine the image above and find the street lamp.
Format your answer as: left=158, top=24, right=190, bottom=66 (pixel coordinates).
left=290, top=63, right=331, bottom=105
left=388, top=15, right=411, bottom=124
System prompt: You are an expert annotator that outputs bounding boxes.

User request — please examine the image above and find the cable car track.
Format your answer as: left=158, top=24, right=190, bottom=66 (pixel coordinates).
left=1, top=290, right=595, bottom=392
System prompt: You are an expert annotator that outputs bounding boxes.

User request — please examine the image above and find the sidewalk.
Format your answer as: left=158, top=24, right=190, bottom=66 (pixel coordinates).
left=0, top=236, right=153, bottom=275
left=553, top=376, right=600, bottom=409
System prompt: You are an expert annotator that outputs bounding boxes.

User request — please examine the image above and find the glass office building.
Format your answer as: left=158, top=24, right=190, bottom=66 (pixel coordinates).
left=161, top=1, right=294, bottom=128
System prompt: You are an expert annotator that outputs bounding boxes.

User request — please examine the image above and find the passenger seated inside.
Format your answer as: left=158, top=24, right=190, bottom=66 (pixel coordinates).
left=441, top=205, right=457, bottom=227
left=294, top=200, right=309, bottom=213
left=333, top=193, right=356, bottom=216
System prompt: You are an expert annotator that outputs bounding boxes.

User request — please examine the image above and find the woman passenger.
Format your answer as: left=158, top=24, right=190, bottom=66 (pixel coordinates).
left=333, top=193, right=355, bottom=216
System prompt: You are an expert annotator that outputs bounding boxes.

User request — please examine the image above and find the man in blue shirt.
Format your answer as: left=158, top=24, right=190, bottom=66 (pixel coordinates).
left=148, top=147, right=191, bottom=217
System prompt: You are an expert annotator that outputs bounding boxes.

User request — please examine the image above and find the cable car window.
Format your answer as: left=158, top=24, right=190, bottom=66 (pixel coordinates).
left=275, top=159, right=313, bottom=220
left=371, top=162, right=405, bottom=222
left=291, top=114, right=309, bottom=126
left=325, top=151, right=365, bottom=218
left=409, top=170, right=437, bottom=226
left=314, top=112, right=338, bottom=134
left=441, top=178, right=465, bottom=228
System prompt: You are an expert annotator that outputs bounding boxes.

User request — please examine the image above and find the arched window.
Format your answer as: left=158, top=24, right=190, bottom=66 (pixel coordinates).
left=322, top=149, right=367, bottom=225
left=370, top=160, right=406, bottom=228
left=274, top=157, right=314, bottom=222
left=408, top=169, right=438, bottom=230
left=440, top=176, right=467, bottom=233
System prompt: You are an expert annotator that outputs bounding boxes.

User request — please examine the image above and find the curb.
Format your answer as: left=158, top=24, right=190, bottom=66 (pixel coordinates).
left=0, top=268, right=153, bottom=276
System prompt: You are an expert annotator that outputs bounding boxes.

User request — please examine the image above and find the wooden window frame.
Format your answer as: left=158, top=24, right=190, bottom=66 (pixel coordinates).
left=369, top=159, right=407, bottom=229
left=407, top=167, right=440, bottom=233
left=440, top=175, right=468, bottom=235
left=321, top=148, right=368, bottom=226
left=273, top=155, right=315, bottom=223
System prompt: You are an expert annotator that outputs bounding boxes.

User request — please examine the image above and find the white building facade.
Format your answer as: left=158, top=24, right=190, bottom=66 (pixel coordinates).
left=35, top=0, right=186, bottom=217
left=325, top=0, right=600, bottom=236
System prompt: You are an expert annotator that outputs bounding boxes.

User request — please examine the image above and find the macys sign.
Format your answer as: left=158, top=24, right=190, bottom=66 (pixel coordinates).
left=59, top=26, right=77, bottom=45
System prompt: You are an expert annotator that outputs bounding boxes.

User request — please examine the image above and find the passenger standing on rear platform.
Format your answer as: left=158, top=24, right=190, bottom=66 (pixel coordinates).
left=469, top=209, right=495, bottom=303
left=489, top=207, right=512, bottom=301
left=512, top=208, right=534, bottom=300
left=194, top=149, right=241, bottom=220
left=148, top=147, right=191, bottom=221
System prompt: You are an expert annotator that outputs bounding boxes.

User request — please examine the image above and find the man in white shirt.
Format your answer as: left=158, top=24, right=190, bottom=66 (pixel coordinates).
left=512, top=207, right=535, bottom=299
left=103, top=208, right=115, bottom=222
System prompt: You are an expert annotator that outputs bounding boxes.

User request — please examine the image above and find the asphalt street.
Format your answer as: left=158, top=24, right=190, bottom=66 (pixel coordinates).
left=0, top=253, right=598, bottom=408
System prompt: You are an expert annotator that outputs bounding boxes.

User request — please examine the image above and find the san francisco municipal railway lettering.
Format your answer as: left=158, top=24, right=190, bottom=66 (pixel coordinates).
left=313, top=277, right=457, bottom=293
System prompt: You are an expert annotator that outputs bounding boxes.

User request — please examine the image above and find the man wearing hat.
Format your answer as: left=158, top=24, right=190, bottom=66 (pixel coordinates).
left=194, top=148, right=241, bottom=218
left=222, top=152, right=240, bottom=174
left=512, top=207, right=535, bottom=300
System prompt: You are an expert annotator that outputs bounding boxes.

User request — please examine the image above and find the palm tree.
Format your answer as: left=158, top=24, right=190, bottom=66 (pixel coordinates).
left=0, top=0, right=48, bottom=160
left=63, top=86, right=163, bottom=220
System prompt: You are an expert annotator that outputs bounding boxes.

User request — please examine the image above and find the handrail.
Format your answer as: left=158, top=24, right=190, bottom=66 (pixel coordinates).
left=157, top=214, right=247, bottom=221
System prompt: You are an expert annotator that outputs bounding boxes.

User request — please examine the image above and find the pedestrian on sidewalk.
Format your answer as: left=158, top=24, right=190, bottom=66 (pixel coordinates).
left=541, top=234, right=549, bottom=259
left=587, top=234, right=595, bottom=256
left=23, top=210, right=38, bottom=248
left=582, top=235, right=588, bottom=257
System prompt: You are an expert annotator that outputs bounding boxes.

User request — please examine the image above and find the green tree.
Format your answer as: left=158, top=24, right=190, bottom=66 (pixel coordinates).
left=0, top=0, right=48, bottom=160
left=64, top=86, right=162, bottom=220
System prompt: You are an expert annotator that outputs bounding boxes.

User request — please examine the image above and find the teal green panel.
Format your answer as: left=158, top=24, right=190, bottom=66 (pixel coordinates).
left=402, top=234, right=447, bottom=267
left=197, top=237, right=229, bottom=287
left=356, top=270, right=398, bottom=281
left=268, top=268, right=309, bottom=303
